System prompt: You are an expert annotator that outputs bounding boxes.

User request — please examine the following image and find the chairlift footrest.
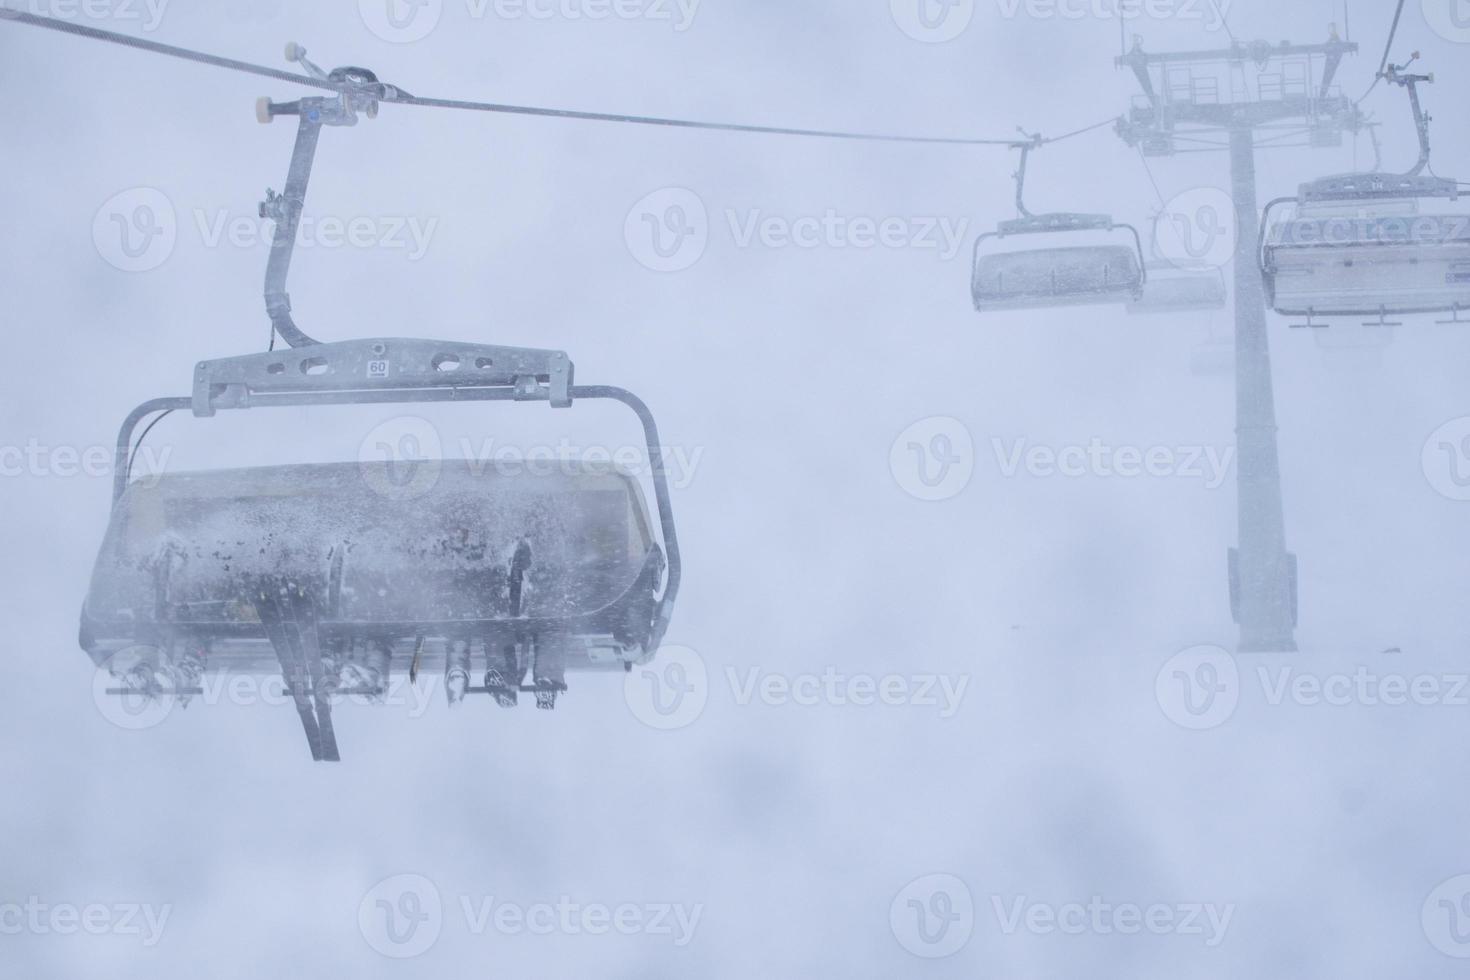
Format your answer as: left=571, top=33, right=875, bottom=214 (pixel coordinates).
left=192, top=338, right=574, bottom=416
left=468, top=683, right=568, bottom=695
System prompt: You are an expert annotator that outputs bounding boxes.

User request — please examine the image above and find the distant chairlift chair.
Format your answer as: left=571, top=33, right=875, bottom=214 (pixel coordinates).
left=1126, top=263, right=1227, bottom=315
left=1125, top=263, right=1231, bottom=375
left=972, top=134, right=1147, bottom=313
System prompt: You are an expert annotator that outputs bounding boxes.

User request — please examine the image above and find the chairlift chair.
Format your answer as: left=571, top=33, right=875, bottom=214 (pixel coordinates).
left=80, top=46, right=681, bottom=762
left=1118, top=263, right=1231, bottom=372
left=1126, top=263, right=1227, bottom=314
left=1261, top=62, right=1470, bottom=327
left=972, top=136, right=1147, bottom=313
left=1126, top=263, right=1231, bottom=373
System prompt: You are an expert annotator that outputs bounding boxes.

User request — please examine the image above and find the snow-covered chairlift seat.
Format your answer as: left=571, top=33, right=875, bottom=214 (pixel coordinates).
left=1262, top=174, right=1470, bottom=322
left=80, top=459, right=666, bottom=670
left=972, top=214, right=1146, bottom=313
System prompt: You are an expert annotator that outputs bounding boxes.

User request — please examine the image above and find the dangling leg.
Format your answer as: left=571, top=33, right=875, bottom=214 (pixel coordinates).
left=532, top=634, right=567, bottom=711
left=484, top=637, right=520, bottom=708
left=114, top=645, right=165, bottom=701
left=361, top=640, right=394, bottom=700
left=171, top=644, right=206, bottom=709
left=445, top=638, right=471, bottom=707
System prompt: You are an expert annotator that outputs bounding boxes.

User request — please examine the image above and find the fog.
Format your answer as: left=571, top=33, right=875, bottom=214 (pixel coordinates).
left=4, top=0, right=1470, bottom=975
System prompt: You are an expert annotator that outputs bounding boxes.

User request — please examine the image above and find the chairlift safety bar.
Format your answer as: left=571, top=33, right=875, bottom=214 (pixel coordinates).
left=995, top=213, right=1120, bottom=236
left=1297, top=172, right=1458, bottom=203
left=190, top=338, right=574, bottom=416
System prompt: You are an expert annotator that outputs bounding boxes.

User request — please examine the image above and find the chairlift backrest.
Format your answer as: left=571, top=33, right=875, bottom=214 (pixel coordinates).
left=972, top=213, right=1147, bottom=313
left=85, top=460, right=657, bottom=629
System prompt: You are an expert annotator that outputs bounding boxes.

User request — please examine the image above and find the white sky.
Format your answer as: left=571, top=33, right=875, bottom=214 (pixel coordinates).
left=4, top=0, right=1470, bottom=975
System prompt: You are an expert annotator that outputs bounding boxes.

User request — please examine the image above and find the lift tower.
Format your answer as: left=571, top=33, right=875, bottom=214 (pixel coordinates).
left=1115, top=32, right=1362, bottom=652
